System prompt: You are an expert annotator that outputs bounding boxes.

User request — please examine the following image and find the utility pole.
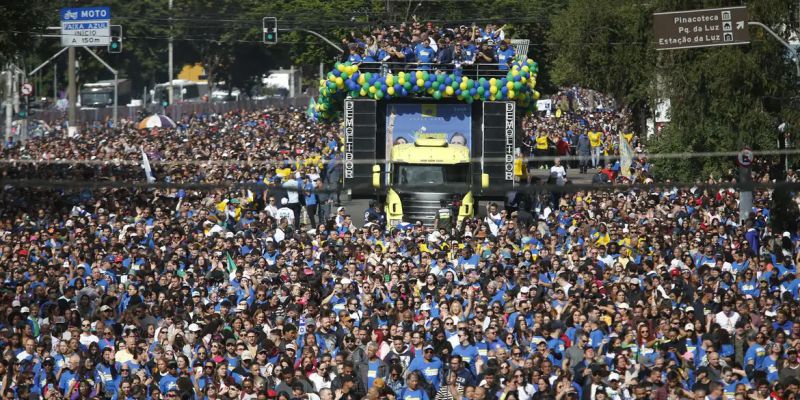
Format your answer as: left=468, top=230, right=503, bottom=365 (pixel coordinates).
left=168, top=0, right=174, bottom=107
left=4, top=67, right=12, bottom=141
left=67, top=47, right=76, bottom=127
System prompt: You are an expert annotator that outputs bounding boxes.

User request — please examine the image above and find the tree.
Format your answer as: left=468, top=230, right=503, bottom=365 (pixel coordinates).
left=0, top=0, right=53, bottom=65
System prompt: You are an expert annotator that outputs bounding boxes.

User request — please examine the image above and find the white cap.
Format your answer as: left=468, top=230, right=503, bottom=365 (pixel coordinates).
left=684, top=323, right=695, bottom=331
left=100, top=305, right=112, bottom=311
left=281, top=198, right=289, bottom=205
left=11, top=300, right=21, bottom=308
left=62, top=331, right=72, bottom=341
left=783, top=231, right=791, bottom=238
left=20, top=307, right=30, bottom=314
left=520, top=286, right=530, bottom=294
left=337, top=206, right=345, bottom=212
left=420, top=303, right=431, bottom=311
left=617, top=303, right=630, bottom=310
left=608, top=372, right=621, bottom=382
left=188, top=323, right=202, bottom=332
left=341, top=278, right=352, bottom=285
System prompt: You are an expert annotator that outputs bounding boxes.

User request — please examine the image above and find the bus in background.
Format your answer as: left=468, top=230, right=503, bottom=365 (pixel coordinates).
left=151, top=80, right=210, bottom=105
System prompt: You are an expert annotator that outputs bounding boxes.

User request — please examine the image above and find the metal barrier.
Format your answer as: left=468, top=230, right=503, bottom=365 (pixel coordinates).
left=28, top=96, right=312, bottom=124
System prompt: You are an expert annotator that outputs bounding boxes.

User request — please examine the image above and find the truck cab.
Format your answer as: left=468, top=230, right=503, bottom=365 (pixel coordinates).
left=379, top=136, right=477, bottom=226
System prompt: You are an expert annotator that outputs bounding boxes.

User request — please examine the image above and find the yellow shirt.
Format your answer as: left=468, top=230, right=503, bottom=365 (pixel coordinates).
left=588, top=131, right=603, bottom=148
left=535, top=136, right=549, bottom=150
left=623, top=132, right=634, bottom=143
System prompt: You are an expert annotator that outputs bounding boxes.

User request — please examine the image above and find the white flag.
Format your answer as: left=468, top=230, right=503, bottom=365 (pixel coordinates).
left=140, top=147, right=155, bottom=183
left=618, top=133, right=633, bottom=179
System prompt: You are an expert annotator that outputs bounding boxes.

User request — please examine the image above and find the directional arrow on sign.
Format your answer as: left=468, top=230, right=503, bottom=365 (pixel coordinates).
left=737, top=21, right=745, bottom=30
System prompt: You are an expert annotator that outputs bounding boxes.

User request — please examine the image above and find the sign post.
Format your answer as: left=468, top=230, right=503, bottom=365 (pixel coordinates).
left=60, top=6, right=111, bottom=47
left=654, top=6, right=749, bottom=50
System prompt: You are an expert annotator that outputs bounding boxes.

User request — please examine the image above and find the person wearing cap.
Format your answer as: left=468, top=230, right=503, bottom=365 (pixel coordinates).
left=408, top=343, right=443, bottom=391
left=494, top=39, right=515, bottom=71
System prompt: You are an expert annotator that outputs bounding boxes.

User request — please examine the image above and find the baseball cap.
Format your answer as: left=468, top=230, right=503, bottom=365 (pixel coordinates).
left=684, top=323, right=695, bottom=331
left=608, top=372, right=621, bottom=382
left=188, top=323, right=202, bottom=332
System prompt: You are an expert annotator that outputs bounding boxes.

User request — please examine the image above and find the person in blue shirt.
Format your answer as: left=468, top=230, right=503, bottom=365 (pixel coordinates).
left=495, top=40, right=516, bottom=71
left=452, top=330, right=479, bottom=373
left=743, top=332, right=767, bottom=376
left=407, top=344, right=443, bottom=391
left=157, top=360, right=180, bottom=394
left=397, top=371, right=430, bottom=400
left=346, top=43, right=363, bottom=65
left=414, top=40, right=435, bottom=69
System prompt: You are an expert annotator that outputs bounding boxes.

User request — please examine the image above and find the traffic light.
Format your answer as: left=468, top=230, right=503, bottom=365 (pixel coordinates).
left=263, top=17, right=278, bottom=44
left=108, top=25, right=123, bottom=53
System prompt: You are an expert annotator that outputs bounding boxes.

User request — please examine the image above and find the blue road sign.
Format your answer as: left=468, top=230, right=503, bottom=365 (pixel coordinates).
left=60, top=7, right=111, bottom=22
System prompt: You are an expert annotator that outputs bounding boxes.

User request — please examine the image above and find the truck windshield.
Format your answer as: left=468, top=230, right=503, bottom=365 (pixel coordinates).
left=394, top=163, right=469, bottom=186
left=81, top=92, right=111, bottom=105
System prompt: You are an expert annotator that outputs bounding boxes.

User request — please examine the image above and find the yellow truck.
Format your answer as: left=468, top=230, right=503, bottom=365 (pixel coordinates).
left=375, top=135, right=484, bottom=226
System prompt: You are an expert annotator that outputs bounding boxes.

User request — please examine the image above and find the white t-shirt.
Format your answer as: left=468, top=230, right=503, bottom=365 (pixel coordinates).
left=549, top=165, right=567, bottom=185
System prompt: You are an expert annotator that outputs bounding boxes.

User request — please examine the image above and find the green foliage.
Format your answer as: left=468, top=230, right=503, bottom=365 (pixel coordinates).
left=0, top=0, right=52, bottom=64
left=548, top=0, right=800, bottom=181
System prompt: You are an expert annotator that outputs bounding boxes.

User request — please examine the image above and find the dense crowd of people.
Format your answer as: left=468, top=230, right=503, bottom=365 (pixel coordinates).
left=1, top=64, right=800, bottom=400
left=341, top=22, right=517, bottom=71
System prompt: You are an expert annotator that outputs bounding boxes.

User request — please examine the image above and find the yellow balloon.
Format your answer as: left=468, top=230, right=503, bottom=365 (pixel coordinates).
left=445, top=86, right=454, bottom=96
left=387, top=87, right=395, bottom=95
left=508, top=90, right=515, bottom=99
left=522, top=65, right=529, bottom=73
left=534, top=91, right=541, bottom=100
left=335, top=77, right=344, bottom=87
left=398, top=71, right=405, bottom=79
left=398, top=77, right=406, bottom=86
left=489, top=78, right=497, bottom=86
left=512, top=70, right=519, bottom=77
left=337, top=64, right=345, bottom=72
left=358, top=75, right=366, bottom=85
left=360, top=89, right=367, bottom=96
left=490, top=95, right=496, bottom=101
left=427, top=88, right=434, bottom=94
left=416, top=71, right=423, bottom=79
left=369, top=86, right=377, bottom=94
left=417, top=79, right=424, bottom=87
left=459, top=82, right=467, bottom=91
left=489, top=86, right=498, bottom=94
left=520, top=77, right=527, bottom=84
left=386, top=75, right=394, bottom=86
left=506, top=82, right=513, bottom=90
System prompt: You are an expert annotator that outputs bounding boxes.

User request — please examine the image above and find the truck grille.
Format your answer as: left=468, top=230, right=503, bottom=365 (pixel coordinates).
left=397, top=191, right=455, bottom=227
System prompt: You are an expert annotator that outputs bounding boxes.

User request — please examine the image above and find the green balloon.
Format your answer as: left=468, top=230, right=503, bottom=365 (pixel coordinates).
left=450, top=81, right=458, bottom=89
left=365, top=72, right=372, bottom=81
left=466, top=80, right=474, bottom=89
left=340, top=72, right=349, bottom=80
left=376, top=90, right=384, bottom=99
left=422, top=71, right=430, bottom=81
left=436, top=74, right=445, bottom=83
left=477, top=86, right=485, bottom=95
left=479, top=77, right=486, bottom=85
left=403, top=82, right=412, bottom=90
left=514, top=82, right=522, bottom=90
left=433, top=91, right=442, bottom=100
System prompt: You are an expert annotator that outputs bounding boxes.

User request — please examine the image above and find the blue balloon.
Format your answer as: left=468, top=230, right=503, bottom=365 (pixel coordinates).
left=445, top=77, right=453, bottom=85
left=513, top=75, right=521, bottom=82
left=369, top=76, right=377, bottom=84
left=438, top=84, right=445, bottom=91
left=424, top=81, right=432, bottom=88
left=332, top=69, right=341, bottom=77
left=501, top=87, right=508, bottom=94
left=455, top=89, right=462, bottom=96
left=401, top=88, right=408, bottom=96
left=469, top=88, right=477, bottom=96
left=380, top=83, right=387, bottom=91
left=394, top=83, right=401, bottom=91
